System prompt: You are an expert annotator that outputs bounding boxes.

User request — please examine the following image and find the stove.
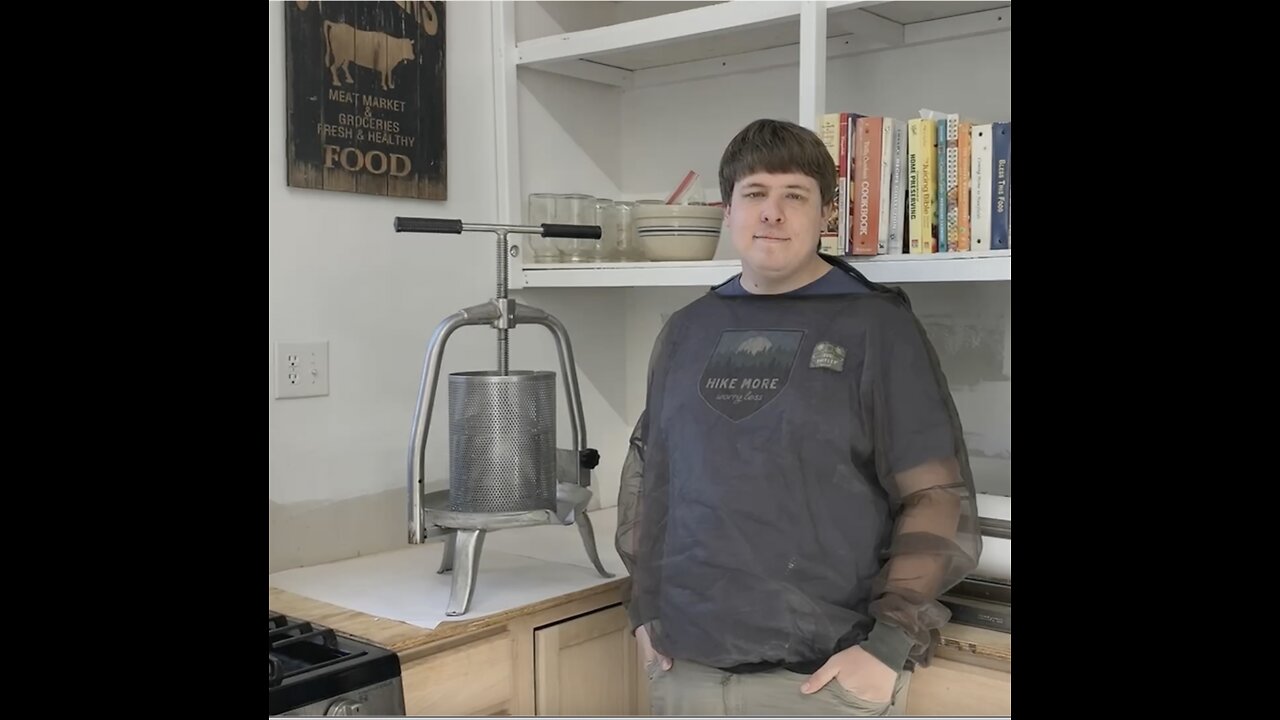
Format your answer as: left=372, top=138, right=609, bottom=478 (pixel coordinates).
left=269, top=611, right=406, bottom=716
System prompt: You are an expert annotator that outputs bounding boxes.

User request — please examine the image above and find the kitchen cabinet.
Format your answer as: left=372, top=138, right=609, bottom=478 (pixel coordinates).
left=533, top=603, right=639, bottom=715
left=399, top=629, right=516, bottom=715
left=270, top=577, right=1009, bottom=716
left=269, top=578, right=642, bottom=716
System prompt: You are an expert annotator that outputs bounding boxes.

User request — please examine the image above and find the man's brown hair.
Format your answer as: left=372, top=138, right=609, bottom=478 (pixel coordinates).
left=718, top=118, right=837, bottom=208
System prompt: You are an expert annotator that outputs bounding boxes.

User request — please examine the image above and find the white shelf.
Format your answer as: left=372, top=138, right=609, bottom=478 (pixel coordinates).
left=516, top=1, right=806, bottom=72
left=522, top=260, right=743, bottom=288
left=513, top=1, right=1010, bottom=89
left=521, top=251, right=1010, bottom=288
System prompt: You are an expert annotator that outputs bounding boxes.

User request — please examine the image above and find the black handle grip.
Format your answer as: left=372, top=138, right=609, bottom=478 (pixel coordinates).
left=542, top=223, right=602, bottom=239
left=394, top=217, right=463, bottom=234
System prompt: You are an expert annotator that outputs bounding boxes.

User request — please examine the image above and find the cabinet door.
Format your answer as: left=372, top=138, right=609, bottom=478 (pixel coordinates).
left=905, top=656, right=1011, bottom=716
left=400, top=631, right=515, bottom=716
left=534, top=604, right=639, bottom=715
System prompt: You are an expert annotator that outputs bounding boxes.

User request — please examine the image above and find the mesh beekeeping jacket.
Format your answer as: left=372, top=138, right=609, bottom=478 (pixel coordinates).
left=615, top=255, right=982, bottom=672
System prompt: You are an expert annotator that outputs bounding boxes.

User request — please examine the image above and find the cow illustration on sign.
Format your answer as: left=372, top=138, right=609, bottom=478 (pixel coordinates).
left=322, top=19, right=416, bottom=91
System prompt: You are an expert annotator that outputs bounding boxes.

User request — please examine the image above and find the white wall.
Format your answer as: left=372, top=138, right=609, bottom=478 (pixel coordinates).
left=517, top=71, right=623, bottom=201
left=269, top=0, right=509, bottom=572
left=614, top=2, right=720, bottom=25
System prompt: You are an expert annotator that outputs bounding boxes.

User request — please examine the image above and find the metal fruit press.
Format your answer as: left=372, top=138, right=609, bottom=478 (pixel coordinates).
left=394, top=215, right=613, bottom=617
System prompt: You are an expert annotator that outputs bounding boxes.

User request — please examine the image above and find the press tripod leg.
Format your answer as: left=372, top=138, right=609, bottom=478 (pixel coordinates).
left=446, top=529, right=486, bottom=616
left=576, top=509, right=614, bottom=579
left=437, top=531, right=456, bottom=574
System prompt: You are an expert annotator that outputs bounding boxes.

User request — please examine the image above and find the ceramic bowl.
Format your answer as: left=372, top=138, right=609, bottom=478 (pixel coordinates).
left=632, top=204, right=724, bottom=261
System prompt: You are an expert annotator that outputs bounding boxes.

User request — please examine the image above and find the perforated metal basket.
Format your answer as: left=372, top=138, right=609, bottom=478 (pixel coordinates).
left=447, top=370, right=557, bottom=514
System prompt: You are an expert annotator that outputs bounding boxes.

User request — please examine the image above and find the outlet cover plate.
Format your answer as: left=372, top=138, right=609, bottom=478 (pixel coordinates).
left=275, top=341, right=329, bottom=399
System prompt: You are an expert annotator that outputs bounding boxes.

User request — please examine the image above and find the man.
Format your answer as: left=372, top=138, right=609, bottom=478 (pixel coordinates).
left=615, top=118, right=982, bottom=716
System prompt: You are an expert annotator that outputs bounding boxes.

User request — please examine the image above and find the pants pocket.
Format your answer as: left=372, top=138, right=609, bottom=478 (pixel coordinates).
left=827, top=681, right=893, bottom=716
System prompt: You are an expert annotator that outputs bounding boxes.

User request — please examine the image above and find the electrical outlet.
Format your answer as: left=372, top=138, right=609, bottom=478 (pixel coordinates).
left=275, top=341, right=329, bottom=399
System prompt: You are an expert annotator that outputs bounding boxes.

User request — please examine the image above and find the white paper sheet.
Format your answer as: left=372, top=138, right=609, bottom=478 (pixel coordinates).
left=481, top=509, right=626, bottom=574
left=268, top=512, right=628, bottom=631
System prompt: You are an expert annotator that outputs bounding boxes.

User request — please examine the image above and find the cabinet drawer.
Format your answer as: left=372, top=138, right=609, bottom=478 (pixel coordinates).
left=401, top=630, right=514, bottom=715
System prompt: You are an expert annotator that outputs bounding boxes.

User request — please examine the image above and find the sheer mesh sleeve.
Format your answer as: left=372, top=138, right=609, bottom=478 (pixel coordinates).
left=615, top=409, right=648, bottom=631
left=616, top=319, right=674, bottom=633
left=864, top=301, right=983, bottom=669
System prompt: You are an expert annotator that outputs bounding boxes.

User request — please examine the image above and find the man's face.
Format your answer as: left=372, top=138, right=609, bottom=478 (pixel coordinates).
left=725, top=171, right=831, bottom=280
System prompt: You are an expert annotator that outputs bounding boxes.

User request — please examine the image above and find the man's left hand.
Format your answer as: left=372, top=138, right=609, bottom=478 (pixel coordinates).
left=800, top=645, right=897, bottom=701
